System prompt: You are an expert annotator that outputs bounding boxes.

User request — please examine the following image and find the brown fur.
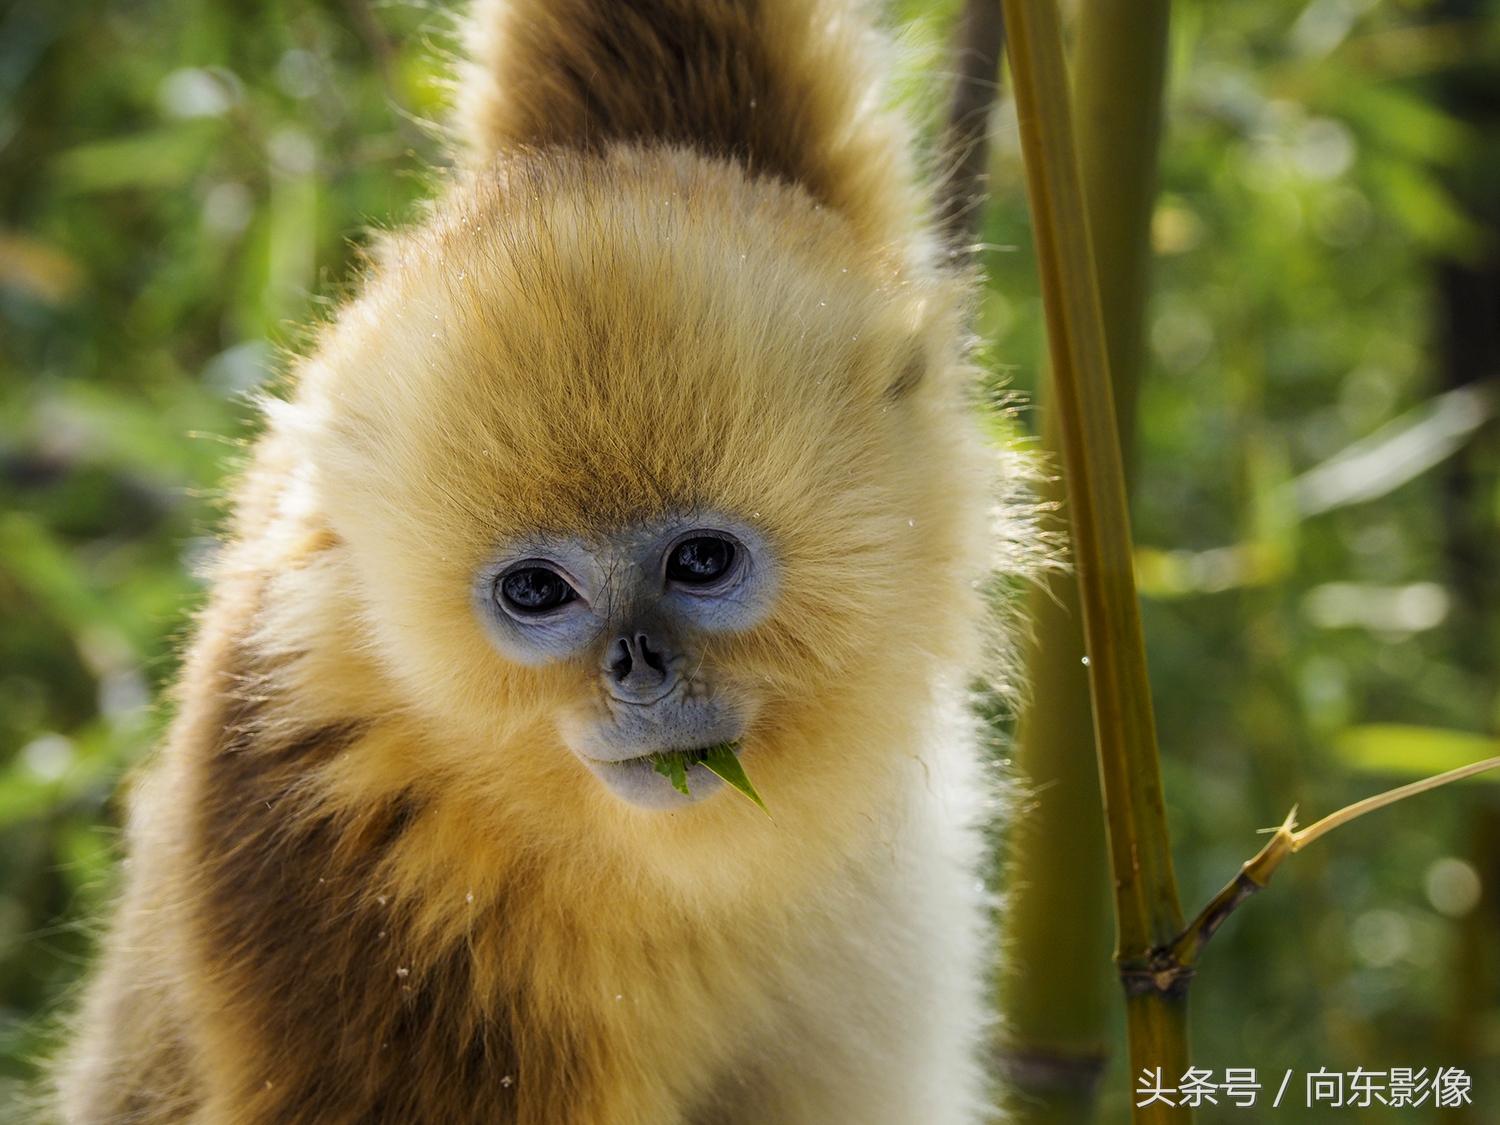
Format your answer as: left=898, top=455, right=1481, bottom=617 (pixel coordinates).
left=51, top=2, right=1006, bottom=1122
left=457, top=0, right=926, bottom=250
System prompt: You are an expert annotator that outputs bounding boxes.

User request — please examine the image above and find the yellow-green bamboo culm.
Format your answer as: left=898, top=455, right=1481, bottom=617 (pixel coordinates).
left=997, top=0, right=1173, bottom=1120
left=998, top=2, right=1190, bottom=1121
left=998, top=534, right=1115, bottom=1124
left=1072, top=0, right=1172, bottom=475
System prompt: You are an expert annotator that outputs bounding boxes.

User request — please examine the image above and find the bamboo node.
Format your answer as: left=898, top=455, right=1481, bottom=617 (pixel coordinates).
left=1118, top=952, right=1195, bottom=998
left=995, top=1043, right=1110, bottom=1096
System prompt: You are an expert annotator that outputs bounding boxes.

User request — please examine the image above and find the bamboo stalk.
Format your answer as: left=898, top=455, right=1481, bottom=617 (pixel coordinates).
left=996, top=0, right=1170, bottom=1122
left=1073, top=0, right=1171, bottom=479
left=997, top=0, right=1172, bottom=1118
left=998, top=1, right=1191, bottom=1120
left=998, top=552, right=1115, bottom=1124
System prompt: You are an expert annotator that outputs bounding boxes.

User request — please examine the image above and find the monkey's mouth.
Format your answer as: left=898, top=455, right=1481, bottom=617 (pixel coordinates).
left=590, top=740, right=770, bottom=814
left=561, top=704, right=753, bottom=810
left=578, top=741, right=750, bottom=811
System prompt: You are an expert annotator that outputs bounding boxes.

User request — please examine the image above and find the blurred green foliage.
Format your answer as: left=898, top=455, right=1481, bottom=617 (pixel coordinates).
left=0, top=0, right=450, bottom=1099
left=1, top=0, right=1498, bottom=1120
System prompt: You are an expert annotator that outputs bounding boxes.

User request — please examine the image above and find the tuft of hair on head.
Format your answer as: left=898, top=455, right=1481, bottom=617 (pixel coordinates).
left=455, top=0, right=937, bottom=258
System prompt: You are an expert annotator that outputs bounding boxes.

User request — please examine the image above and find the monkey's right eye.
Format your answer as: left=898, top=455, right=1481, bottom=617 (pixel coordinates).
left=497, top=566, right=577, bottom=615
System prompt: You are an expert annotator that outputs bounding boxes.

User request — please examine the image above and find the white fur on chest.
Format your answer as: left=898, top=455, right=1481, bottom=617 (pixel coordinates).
left=697, top=719, right=994, bottom=1124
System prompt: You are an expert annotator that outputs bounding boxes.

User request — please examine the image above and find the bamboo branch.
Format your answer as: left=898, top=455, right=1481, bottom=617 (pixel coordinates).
left=999, top=1, right=1190, bottom=1120
left=1166, top=756, right=1500, bottom=970
left=1293, top=755, right=1500, bottom=848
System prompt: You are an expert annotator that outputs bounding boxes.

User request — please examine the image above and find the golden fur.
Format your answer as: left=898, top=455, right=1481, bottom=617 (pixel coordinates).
left=52, top=1, right=1004, bottom=1121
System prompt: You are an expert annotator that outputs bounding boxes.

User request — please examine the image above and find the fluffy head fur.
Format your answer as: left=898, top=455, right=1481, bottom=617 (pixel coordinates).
left=50, top=2, right=1006, bottom=1122
left=299, top=144, right=986, bottom=855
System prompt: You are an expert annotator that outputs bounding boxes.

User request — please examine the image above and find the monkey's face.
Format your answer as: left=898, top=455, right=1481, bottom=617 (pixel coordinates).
left=471, top=514, right=778, bottom=809
left=307, top=151, right=988, bottom=822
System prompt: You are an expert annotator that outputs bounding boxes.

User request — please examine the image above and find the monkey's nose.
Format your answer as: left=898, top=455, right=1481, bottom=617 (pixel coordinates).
left=607, top=632, right=675, bottom=704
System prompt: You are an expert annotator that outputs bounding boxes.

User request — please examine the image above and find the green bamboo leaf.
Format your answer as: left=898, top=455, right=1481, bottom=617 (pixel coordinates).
left=653, top=754, right=690, bottom=796
left=648, top=743, right=769, bottom=814
left=700, top=744, right=770, bottom=817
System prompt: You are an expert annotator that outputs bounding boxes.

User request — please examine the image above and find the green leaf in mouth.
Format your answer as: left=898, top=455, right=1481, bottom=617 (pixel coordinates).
left=653, top=752, right=691, bottom=796
left=699, top=743, right=770, bottom=816
left=649, top=742, right=770, bottom=816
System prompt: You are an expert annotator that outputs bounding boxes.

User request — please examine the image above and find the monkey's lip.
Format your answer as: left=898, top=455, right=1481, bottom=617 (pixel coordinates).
left=577, top=725, right=746, bottom=765
left=591, top=742, right=739, bottom=766
left=579, top=745, right=741, bottom=809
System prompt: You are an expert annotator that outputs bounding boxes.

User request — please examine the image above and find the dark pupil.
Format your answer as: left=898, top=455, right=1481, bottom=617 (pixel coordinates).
left=500, top=567, right=572, bottom=613
left=669, top=537, right=733, bottom=584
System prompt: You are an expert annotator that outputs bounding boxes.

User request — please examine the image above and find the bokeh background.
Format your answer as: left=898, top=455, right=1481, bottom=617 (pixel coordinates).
left=1, top=0, right=1497, bottom=1120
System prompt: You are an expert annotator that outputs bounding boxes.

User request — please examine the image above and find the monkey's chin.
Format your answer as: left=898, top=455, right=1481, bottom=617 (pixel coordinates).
left=580, top=753, right=728, bottom=811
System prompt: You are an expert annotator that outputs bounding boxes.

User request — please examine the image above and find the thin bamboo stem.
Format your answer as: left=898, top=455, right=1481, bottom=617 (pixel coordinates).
left=999, top=1, right=1191, bottom=1119
left=1166, top=756, right=1500, bottom=969
left=1293, top=755, right=1500, bottom=848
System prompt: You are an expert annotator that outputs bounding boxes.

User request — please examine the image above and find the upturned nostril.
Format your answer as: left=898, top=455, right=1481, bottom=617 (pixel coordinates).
left=637, top=634, right=666, bottom=675
left=606, top=632, right=673, bottom=698
left=610, top=638, right=633, bottom=682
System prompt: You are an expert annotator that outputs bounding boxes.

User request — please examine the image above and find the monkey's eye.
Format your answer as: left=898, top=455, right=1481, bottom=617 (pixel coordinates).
left=498, top=565, right=577, bottom=615
left=667, top=535, right=737, bottom=586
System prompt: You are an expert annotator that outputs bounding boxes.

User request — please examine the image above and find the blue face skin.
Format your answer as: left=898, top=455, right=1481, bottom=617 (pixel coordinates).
left=471, top=514, right=777, bottom=810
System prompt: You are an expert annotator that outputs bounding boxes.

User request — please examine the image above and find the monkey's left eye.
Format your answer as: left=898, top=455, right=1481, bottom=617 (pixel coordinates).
left=667, top=535, right=737, bottom=586
left=498, top=565, right=577, bottom=615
